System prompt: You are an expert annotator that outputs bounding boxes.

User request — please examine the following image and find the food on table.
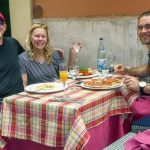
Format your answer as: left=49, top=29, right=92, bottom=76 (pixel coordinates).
left=36, top=83, right=55, bottom=91
left=79, top=68, right=95, bottom=76
left=83, top=77, right=123, bottom=88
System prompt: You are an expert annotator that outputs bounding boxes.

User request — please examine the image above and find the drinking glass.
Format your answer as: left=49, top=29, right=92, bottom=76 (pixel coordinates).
left=69, top=65, right=79, bottom=90
left=59, top=63, right=68, bottom=99
left=107, top=54, right=115, bottom=74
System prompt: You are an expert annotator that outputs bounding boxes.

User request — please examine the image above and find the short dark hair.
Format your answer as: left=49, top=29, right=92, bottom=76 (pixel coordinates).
left=138, top=11, right=150, bottom=22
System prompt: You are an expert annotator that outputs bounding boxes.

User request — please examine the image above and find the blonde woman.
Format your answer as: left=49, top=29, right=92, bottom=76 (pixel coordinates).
left=19, top=23, right=81, bottom=87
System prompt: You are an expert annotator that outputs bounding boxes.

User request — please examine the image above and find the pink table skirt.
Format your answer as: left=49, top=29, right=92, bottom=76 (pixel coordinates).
left=0, top=115, right=125, bottom=150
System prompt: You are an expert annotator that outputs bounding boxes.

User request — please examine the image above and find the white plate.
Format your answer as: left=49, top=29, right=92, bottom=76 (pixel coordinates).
left=25, top=82, right=67, bottom=94
left=93, top=74, right=112, bottom=79
left=80, top=82, right=123, bottom=90
left=69, top=71, right=100, bottom=79
left=102, top=74, right=112, bottom=78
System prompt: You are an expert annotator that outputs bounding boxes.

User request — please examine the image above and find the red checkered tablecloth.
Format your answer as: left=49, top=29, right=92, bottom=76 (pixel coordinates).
left=0, top=83, right=138, bottom=150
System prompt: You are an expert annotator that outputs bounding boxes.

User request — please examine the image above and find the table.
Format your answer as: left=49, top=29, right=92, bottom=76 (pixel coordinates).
left=0, top=81, right=138, bottom=150
left=0, top=115, right=124, bottom=150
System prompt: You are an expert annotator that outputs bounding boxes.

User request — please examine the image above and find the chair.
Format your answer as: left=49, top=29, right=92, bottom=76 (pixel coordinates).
left=131, top=115, right=150, bottom=133
left=103, top=132, right=136, bottom=150
left=104, top=116, right=150, bottom=150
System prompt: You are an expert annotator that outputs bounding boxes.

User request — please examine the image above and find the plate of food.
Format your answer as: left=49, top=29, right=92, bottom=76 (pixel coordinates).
left=81, top=77, right=123, bottom=90
left=69, top=68, right=99, bottom=79
left=25, top=82, right=67, bottom=93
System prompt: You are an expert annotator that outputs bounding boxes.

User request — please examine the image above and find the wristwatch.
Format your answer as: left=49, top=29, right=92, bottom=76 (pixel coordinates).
left=139, top=81, right=147, bottom=94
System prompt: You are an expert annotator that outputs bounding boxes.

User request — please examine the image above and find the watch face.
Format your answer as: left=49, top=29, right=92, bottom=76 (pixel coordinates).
left=139, top=81, right=146, bottom=87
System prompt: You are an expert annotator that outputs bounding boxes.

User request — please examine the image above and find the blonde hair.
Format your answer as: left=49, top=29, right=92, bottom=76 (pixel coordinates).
left=25, top=23, right=53, bottom=63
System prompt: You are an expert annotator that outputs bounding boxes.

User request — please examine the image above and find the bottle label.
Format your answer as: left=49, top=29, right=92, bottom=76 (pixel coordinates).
left=97, top=59, right=107, bottom=71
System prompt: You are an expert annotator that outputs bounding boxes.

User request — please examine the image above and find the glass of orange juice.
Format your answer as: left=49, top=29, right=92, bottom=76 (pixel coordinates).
left=59, top=63, right=68, bottom=98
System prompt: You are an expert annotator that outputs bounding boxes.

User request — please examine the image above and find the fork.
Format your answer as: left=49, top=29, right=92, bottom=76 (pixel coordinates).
left=16, top=93, right=40, bottom=99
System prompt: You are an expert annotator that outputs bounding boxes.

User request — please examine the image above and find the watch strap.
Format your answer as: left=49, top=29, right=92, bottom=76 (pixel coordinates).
left=140, top=86, right=145, bottom=95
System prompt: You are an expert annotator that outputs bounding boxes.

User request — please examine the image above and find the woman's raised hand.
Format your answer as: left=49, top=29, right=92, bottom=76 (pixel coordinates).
left=70, top=42, right=82, bottom=53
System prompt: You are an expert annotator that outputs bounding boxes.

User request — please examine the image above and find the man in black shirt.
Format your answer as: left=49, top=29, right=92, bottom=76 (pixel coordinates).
left=0, top=12, right=24, bottom=104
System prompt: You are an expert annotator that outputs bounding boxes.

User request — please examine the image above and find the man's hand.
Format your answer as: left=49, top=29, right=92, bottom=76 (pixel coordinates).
left=54, top=48, right=64, bottom=60
left=114, top=64, right=126, bottom=75
left=124, top=75, right=140, bottom=92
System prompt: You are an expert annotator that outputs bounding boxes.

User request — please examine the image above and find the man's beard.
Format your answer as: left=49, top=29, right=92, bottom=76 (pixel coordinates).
left=141, top=40, right=150, bottom=45
left=139, top=35, right=150, bottom=45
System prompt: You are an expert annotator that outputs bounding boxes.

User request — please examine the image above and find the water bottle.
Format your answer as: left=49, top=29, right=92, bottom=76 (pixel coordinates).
left=97, top=37, right=107, bottom=71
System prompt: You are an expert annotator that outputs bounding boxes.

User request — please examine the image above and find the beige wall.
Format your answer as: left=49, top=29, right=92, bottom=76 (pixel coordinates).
left=9, top=0, right=32, bottom=47
left=33, top=17, right=147, bottom=69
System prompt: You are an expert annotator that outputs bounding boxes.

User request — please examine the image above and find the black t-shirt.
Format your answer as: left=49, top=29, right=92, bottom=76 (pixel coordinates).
left=148, top=52, right=150, bottom=68
left=0, top=37, right=24, bottom=98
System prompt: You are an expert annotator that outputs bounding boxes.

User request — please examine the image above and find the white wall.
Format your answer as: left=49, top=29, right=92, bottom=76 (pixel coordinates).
left=33, top=17, right=148, bottom=68
left=9, top=0, right=32, bottom=47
